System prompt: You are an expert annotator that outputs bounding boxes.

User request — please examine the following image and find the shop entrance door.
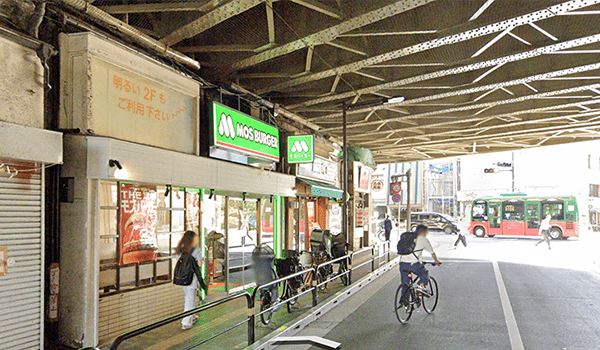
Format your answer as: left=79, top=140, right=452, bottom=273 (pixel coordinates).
left=227, top=198, right=258, bottom=293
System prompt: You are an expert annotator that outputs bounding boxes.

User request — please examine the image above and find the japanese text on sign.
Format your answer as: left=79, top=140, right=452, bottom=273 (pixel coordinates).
left=112, top=72, right=188, bottom=122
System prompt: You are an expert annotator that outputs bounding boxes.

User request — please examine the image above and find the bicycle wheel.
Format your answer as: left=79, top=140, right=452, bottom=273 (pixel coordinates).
left=422, top=276, right=439, bottom=314
left=260, top=292, right=274, bottom=325
left=288, top=278, right=300, bottom=305
left=317, top=267, right=328, bottom=292
left=339, top=260, right=349, bottom=286
left=394, top=283, right=413, bottom=324
left=284, top=281, right=297, bottom=313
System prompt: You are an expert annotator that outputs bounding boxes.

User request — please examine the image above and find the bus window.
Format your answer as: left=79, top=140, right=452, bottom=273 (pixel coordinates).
left=502, top=201, right=524, bottom=221
left=526, top=202, right=540, bottom=228
left=542, top=201, right=564, bottom=220
left=472, top=202, right=487, bottom=221
left=489, top=204, right=500, bottom=228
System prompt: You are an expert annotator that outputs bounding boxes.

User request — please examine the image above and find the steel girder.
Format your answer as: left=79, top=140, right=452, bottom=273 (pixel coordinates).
left=258, top=0, right=600, bottom=94
left=231, top=0, right=436, bottom=70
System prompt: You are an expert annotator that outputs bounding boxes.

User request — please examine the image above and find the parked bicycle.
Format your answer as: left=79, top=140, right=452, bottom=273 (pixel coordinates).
left=394, top=262, right=439, bottom=324
left=252, top=245, right=280, bottom=325
left=310, top=230, right=349, bottom=291
left=276, top=250, right=313, bottom=313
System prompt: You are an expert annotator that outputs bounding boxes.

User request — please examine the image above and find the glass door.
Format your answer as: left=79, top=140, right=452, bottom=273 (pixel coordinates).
left=202, top=193, right=226, bottom=295
left=261, top=199, right=275, bottom=249
left=227, top=197, right=258, bottom=293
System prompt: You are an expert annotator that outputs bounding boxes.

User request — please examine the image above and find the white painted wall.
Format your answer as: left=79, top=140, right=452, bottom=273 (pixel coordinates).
left=85, top=136, right=296, bottom=197
left=59, top=137, right=98, bottom=348
left=0, top=121, right=63, bottom=163
left=59, top=32, right=200, bottom=155
left=0, top=35, right=44, bottom=128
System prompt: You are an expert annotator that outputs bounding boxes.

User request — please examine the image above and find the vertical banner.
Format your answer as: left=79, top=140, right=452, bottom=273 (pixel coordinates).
left=359, top=167, right=370, bottom=190
left=119, top=184, right=158, bottom=265
left=185, top=190, right=200, bottom=233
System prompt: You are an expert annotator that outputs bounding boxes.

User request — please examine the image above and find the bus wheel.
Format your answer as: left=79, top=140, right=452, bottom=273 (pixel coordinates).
left=562, top=236, right=569, bottom=240
left=549, top=227, right=563, bottom=240
left=474, top=226, right=486, bottom=238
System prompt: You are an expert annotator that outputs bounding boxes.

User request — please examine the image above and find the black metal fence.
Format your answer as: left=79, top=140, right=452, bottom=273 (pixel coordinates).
left=108, top=241, right=392, bottom=350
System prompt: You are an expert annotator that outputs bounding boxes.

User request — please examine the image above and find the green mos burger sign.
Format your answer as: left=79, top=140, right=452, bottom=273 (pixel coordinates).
left=287, top=135, right=314, bottom=163
left=211, top=102, right=280, bottom=162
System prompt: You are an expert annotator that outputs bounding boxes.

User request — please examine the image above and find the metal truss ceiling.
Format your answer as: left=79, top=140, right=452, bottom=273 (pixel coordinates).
left=86, top=0, right=600, bottom=162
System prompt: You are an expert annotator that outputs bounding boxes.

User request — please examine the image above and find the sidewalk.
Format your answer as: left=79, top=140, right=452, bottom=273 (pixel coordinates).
left=105, top=249, right=387, bottom=350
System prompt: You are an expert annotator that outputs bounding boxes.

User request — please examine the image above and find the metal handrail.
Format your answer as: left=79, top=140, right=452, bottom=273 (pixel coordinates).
left=252, top=267, right=319, bottom=317
left=313, top=254, right=351, bottom=288
left=109, top=292, right=254, bottom=350
left=108, top=242, right=393, bottom=350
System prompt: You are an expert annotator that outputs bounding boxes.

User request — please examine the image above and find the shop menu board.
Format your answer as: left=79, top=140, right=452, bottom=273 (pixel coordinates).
left=119, top=184, right=158, bottom=265
left=355, top=209, right=369, bottom=227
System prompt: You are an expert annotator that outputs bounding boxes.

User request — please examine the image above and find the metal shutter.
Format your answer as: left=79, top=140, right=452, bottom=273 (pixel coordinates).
left=0, top=166, right=43, bottom=350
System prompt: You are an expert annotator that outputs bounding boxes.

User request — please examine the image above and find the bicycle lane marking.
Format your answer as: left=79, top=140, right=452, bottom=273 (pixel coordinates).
left=492, top=260, right=525, bottom=350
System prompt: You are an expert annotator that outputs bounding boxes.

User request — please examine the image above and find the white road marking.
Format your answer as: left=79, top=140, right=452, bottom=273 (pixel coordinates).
left=493, top=261, right=525, bottom=350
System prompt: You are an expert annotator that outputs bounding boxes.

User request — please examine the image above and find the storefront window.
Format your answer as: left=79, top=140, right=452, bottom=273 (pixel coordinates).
left=99, top=182, right=197, bottom=296
left=202, top=193, right=226, bottom=293
left=228, top=198, right=257, bottom=292
left=329, top=202, right=342, bottom=234
left=99, top=181, right=118, bottom=292
left=261, top=200, right=275, bottom=249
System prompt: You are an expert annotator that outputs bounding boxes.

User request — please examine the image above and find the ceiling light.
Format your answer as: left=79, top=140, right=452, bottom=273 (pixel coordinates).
left=385, top=96, right=406, bottom=105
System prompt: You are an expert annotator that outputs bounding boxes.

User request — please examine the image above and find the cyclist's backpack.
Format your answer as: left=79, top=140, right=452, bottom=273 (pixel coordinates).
left=397, top=231, right=419, bottom=255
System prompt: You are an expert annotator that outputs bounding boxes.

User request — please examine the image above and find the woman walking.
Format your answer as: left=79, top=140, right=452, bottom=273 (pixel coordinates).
left=174, top=231, right=208, bottom=330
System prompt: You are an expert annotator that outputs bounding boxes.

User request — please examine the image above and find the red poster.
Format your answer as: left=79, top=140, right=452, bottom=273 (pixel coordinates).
left=119, top=184, right=158, bottom=265
left=359, top=167, right=370, bottom=190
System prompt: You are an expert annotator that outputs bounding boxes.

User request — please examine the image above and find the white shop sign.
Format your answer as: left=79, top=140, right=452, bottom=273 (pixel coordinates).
left=297, top=156, right=338, bottom=185
left=90, top=59, right=196, bottom=153
left=60, top=32, right=199, bottom=154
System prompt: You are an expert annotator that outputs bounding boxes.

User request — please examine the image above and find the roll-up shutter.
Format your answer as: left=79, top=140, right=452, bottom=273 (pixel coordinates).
left=0, top=164, right=43, bottom=350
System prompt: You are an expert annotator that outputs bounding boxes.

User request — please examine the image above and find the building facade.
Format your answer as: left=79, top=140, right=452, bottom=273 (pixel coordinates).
left=0, top=27, right=63, bottom=350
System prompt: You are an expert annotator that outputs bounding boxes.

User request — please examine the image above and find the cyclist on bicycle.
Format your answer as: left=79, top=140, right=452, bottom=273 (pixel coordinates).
left=399, top=225, right=441, bottom=304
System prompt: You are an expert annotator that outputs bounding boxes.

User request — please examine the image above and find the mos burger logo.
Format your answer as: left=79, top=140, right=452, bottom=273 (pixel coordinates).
left=218, top=113, right=236, bottom=140
left=290, top=140, right=310, bottom=154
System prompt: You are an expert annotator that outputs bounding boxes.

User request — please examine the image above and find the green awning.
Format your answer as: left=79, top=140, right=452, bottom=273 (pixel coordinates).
left=297, top=178, right=343, bottom=199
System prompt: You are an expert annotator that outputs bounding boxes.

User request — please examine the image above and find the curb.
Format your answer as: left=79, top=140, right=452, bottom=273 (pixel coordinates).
left=244, top=256, right=400, bottom=350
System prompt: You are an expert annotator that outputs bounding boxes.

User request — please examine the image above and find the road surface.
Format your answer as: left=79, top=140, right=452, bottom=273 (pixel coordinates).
left=277, top=231, right=600, bottom=350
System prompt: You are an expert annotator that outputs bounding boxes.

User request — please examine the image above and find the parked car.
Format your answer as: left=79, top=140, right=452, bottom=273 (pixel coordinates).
left=410, top=212, right=459, bottom=234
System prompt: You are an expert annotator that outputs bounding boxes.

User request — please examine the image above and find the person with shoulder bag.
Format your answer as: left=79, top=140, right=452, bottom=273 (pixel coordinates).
left=174, top=231, right=208, bottom=330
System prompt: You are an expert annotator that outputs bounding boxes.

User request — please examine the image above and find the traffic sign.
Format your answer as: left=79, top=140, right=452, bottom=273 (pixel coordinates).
left=391, top=182, right=402, bottom=193
left=392, top=194, right=402, bottom=203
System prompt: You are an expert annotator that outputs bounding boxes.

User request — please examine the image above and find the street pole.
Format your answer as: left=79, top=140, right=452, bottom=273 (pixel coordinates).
left=406, top=168, right=412, bottom=231
left=342, top=104, right=348, bottom=242
left=511, top=152, right=515, bottom=192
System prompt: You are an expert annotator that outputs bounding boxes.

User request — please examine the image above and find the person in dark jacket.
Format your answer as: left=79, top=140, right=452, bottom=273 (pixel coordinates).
left=176, top=231, right=205, bottom=330
left=384, top=215, right=393, bottom=241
